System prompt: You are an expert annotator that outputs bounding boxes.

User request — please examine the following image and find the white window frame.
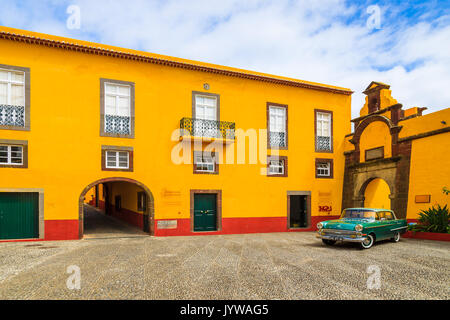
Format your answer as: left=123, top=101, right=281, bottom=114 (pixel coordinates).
left=0, top=68, right=25, bottom=106
left=316, top=112, right=331, bottom=138
left=194, top=152, right=216, bottom=173
left=269, top=106, right=286, bottom=133
left=316, top=162, right=331, bottom=177
left=268, top=159, right=285, bottom=175
left=195, top=95, right=217, bottom=121
left=269, top=105, right=287, bottom=148
left=105, top=150, right=129, bottom=169
left=0, top=144, right=23, bottom=165
left=104, top=82, right=131, bottom=117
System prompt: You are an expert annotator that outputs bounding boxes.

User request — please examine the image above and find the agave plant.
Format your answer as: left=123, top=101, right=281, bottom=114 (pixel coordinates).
left=411, top=204, right=450, bottom=234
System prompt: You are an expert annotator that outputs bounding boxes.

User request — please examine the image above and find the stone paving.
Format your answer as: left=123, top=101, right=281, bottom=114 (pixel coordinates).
left=0, top=211, right=448, bottom=300
left=83, top=205, right=147, bottom=239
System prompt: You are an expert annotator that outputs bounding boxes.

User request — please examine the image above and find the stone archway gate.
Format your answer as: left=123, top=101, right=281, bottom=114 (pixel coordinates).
left=342, top=105, right=412, bottom=219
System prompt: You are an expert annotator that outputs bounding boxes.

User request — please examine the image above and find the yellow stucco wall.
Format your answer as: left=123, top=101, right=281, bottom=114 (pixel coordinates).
left=364, top=178, right=391, bottom=209
left=108, top=181, right=144, bottom=214
left=83, top=184, right=104, bottom=205
left=0, top=27, right=351, bottom=226
left=84, top=188, right=95, bottom=204
left=407, top=132, right=450, bottom=219
left=399, top=108, right=450, bottom=138
left=399, top=108, right=449, bottom=219
left=359, top=121, right=392, bottom=162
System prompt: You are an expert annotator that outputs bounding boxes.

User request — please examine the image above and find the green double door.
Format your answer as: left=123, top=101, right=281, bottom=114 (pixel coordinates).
left=193, top=194, right=217, bottom=232
left=0, top=193, right=39, bottom=240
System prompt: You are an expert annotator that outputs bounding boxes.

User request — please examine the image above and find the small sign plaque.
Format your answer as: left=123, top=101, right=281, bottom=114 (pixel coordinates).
left=415, top=195, right=431, bottom=203
left=157, top=220, right=178, bottom=229
left=365, top=146, right=384, bottom=161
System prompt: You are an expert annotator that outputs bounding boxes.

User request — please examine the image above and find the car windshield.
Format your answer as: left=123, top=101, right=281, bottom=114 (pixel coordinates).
left=340, top=209, right=376, bottom=220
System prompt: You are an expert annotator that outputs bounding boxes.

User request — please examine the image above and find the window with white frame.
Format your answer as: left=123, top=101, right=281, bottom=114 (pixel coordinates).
left=315, top=158, right=333, bottom=178
left=195, top=95, right=217, bottom=121
left=194, top=94, right=218, bottom=138
left=316, top=111, right=332, bottom=151
left=0, top=69, right=25, bottom=107
left=268, top=159, right=285, bottom=175
left=316, top=162, right=330, bottom=177
left=105, top=83, right=131, bottom=117
left=102, top=81, right=132, bottom=136
left=0, top=145, right=23, bottom=165
left=105, top=150, right=129, bottom=169
left=194, top=152, right=216, bottom=173
left=0, top=67, right=26, bottom=128
left=269, top=106, right=287, bottom=147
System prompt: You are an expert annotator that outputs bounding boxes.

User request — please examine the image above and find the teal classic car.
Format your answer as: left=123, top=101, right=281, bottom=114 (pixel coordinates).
left=316, top=208, right=408, bottom=249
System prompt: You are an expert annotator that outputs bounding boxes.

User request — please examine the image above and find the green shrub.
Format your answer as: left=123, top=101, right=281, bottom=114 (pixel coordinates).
left=409, top=204, right=450, bottom=234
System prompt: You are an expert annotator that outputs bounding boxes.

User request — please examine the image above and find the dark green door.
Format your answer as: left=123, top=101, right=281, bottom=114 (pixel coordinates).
left=0, top=192, right=39, bottom=240
left=193, top=194, right=217, bottom=232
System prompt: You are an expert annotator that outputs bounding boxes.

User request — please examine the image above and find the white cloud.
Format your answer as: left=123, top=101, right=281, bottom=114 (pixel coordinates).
left=0, top=0, right=449, bottom=118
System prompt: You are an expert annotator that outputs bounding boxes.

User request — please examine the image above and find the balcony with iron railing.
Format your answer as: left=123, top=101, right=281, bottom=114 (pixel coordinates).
left=0, top=105, right=25, bottom=127
left=180, top=117, right=235, bottom=143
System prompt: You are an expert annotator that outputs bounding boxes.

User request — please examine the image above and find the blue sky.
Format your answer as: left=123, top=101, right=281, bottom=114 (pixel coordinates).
left=0, top=0, right=449, bottom=117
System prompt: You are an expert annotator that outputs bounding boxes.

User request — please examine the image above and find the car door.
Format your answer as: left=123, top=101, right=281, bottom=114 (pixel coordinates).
left=387, top=211, right=405, bottom=235
left=366, top=212, right=384, bottom=240
left=379, top=211, right=396, bottom=239
left=371, top=211, right=390, bottom=240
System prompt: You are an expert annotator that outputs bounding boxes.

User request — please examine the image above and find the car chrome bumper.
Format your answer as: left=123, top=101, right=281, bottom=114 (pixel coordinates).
left=317, top=231, right=367, bottom=243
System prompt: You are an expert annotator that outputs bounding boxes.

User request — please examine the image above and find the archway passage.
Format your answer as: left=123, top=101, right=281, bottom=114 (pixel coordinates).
left=79, top=178, right=154, bottom=239
left=364, top=178, right=391, bottom=209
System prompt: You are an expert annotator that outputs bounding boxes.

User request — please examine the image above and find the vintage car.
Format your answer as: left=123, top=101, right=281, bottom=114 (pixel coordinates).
left=316, top=208, right=408, bottom=249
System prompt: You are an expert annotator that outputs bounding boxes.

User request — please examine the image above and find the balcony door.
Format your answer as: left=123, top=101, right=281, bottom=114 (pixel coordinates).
left=194, top=95, right=218, bottom=137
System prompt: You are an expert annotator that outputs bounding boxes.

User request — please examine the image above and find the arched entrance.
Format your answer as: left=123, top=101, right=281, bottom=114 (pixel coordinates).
left=363, top=178, right=391, bottom=209
left=78, top=177, right=154, bottom=239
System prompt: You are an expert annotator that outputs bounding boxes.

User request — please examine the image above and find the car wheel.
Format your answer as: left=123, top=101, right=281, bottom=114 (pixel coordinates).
left=360, top=234, right=374, bottom=249
left=391, top=231, right=400, bottom=242
left=322, top=239, right=336, bottom=246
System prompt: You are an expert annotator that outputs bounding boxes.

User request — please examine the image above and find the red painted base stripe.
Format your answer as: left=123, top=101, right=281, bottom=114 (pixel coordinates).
left=402, top=231, right=450, bottom=241
left=45, top=220, right=79, bottom=240
left=154, top=215, right=340, bottom=236
left=5, top=215, right=341, bottom=242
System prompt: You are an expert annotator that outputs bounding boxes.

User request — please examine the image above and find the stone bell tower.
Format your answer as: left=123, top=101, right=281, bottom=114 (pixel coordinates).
left=360, top=81, right=398, bottom=116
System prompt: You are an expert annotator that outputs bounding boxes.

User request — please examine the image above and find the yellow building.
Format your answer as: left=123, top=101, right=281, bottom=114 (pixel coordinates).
left=343, top=82, right=450, bottom=220
left=1, top=27, right=447, bottom=241
left=0, top=27, right=352, bottom=240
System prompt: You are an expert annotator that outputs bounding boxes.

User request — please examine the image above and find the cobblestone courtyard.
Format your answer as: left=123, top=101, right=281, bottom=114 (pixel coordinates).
left=0, top=225, right=448, bottom=299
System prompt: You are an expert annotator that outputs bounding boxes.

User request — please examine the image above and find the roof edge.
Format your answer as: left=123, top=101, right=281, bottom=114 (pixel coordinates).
left=0, top=29, right=353, bottom=96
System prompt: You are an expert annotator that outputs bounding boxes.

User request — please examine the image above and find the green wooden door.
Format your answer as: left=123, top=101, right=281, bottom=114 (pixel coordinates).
left=0, top=193, right=39, bottom=240
left=193, top=194, right=217, bottom=232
